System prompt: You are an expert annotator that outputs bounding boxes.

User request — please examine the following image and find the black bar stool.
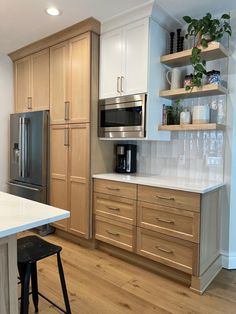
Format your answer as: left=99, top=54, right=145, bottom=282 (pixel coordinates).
left=17, top=235, right=71, bottom=314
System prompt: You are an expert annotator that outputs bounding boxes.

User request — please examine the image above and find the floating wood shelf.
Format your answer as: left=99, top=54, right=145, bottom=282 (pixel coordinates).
left=160, top=42, right=228, bottom=67
left=160, top=84, right=227, bottom=100
left=159, top=123, right=225, bottom=132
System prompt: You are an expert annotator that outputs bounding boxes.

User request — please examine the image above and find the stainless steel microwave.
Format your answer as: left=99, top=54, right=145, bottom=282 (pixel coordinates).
left=98, top=93, right=146, bottom=138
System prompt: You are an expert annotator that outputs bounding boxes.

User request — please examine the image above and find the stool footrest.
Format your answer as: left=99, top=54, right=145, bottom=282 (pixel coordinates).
left=38, top=292, right=67, bottom=314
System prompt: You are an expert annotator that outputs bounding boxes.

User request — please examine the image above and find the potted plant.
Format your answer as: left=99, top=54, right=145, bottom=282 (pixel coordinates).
left=167, top=99, right=183, bottom=125
left=183, top=13, right=232, bottom=90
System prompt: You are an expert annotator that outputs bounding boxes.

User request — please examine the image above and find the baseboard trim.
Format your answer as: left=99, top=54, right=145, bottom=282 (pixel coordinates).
left=221, top=251, right=236, bottom=269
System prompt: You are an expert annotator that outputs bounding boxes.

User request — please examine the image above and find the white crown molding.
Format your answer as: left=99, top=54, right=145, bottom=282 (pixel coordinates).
left=101, top=0, right=181, bottom=34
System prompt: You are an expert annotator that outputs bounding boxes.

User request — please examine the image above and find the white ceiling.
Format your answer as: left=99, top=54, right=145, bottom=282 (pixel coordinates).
left=1, top=0, right=236, bottom=54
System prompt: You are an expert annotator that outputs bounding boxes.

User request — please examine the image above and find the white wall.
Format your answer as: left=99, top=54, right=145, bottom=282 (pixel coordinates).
left=0, top=53, right=13, bottom=191
left=220, top=9, right=236, bottom=268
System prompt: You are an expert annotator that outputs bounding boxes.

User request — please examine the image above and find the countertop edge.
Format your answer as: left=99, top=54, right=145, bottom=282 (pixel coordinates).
left=92, top=174, right=225, bottom=194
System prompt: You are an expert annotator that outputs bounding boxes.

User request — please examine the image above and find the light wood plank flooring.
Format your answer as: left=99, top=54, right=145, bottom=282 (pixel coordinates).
left=19, top=232, right=236, bottom=314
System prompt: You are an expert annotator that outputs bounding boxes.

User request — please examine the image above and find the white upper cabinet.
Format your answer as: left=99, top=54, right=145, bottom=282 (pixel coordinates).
left=100, top=29, right=123, bottom=99
left=100, top=18, right=149, bottom=99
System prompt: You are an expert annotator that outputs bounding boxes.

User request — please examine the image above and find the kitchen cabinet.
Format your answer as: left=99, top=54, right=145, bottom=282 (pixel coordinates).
left=50, top=124, right=90, bottom=238
left=50, top=125, right=69, bottom=231
left=50, top=33, right=90, bottom=124
left=68, top=123, right=90, bottom=237
left=99, top=18, right=148, bottom=99
left=93, top=177, right=221, bottom=294
left=14, top=49, right=49, bottom=112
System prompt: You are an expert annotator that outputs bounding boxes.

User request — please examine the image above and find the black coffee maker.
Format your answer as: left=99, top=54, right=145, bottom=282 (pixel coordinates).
left=115, top=144, right=137, bottom=173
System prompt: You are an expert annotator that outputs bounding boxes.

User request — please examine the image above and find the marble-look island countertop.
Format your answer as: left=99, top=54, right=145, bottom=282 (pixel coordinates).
left=93, top=173, right=224, bottom=194
left=0, top=191, right=69, bottom=238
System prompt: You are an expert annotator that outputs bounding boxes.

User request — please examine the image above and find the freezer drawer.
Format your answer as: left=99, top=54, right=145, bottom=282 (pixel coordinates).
left=8, top=181, right=47, bottom=204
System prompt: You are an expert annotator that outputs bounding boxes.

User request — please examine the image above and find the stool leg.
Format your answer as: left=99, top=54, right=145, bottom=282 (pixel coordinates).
left=57, top=253, right=71, bottom=314
left=20, top=263, right=31, bottom=314
left=31, top=262, right=39, bottom=312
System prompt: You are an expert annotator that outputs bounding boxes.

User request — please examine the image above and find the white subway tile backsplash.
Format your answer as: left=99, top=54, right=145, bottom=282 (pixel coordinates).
left=136, top=130, right=224, bottom=181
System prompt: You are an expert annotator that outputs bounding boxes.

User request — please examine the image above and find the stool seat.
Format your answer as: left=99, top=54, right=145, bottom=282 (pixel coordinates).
left=18, top=235, right=62, bottom=263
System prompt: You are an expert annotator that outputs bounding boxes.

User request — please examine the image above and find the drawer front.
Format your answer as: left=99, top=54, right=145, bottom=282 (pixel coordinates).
left=94, top=193, right=136, bottom=225
left=138, top=202, right=200, bottom=243
left=138, top=185, right=200, bottom=212
left=95, top=216, right=135, bottom=252
left=94, top=179, right=137, bottom=199
left=137, top=227, right=198, bottom=275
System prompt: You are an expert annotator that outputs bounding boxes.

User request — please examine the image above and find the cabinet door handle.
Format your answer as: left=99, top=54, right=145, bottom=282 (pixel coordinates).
left=65, top=101, right=70, bottom=120
left=106, top=230, right=120, bottom=237
left=106, top=187, right=120, bottom=191
left=117, top=77, right=121, bottom=93
left=27, top=97, right=32, bottom=109
left=155, top=195, right=175, bottom=201
left=156, top=246, right=173, bottom=254
left=156, top=218, right=175, bottom=224
left=120, top=76, right=124, bottom=93
left=64, top=128, right=69, bottom=146
left=107, top=206, right=120, bottom=211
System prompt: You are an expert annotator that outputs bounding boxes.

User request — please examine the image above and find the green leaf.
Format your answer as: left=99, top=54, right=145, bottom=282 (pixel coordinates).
left=201, top=38, right=208, bottom=48
left=185, top=85, right=191, bottom=91
left=183, top=16, right=192, bottom=23
left=221, top=14, right=230, bottom=19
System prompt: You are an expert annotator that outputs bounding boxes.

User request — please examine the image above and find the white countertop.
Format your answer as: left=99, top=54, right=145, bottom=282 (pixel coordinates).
left=93, top=173, right=224, bottom=194
left=0, top=192, right=69, bottom=238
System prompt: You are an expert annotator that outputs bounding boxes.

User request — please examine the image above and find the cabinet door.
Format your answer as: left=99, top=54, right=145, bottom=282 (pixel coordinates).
left=50, top=42, right=69, bottom=124
left=68, top=33, right=90, bottom=123
left=122, top=18, right=149, bottom=95
left=31, top=49, right=50, bottom=111
left=99, top=29, right=122, bottom=99
left=15, top=56, right=31, bottom=112
left=50, top=125, right=69, bottom=231
left=68, top=124, right=90, bottom=238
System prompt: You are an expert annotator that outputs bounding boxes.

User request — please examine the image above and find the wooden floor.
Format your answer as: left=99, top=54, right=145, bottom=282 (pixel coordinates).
left=19, top=232, right=236, bottom=314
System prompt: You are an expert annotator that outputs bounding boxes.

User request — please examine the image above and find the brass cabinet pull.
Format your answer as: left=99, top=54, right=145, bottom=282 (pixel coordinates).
left=65, top=101, right=70, bottom=120
left=117, top=77, right=121, bottom=93
left=106, top=187, right=120, bottom=191
left=156, top=246, right=173, bottom=254
left=106, top=230, right=120, bottom=237
left=27, top=97, right=32, bottom=109
left=120, top=76, right=124, bottom=93
left=107, top=206, right=120, bottom=211
left=156, top=195, right=175, bottom=201
left=64, top=128, right=69, bottom=146
left=156, top=218, right=175, bottom=224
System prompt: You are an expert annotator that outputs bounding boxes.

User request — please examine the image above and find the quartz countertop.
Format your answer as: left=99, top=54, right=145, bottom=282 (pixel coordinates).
left=0, top=192, right=69, bottom=238
left=92, top=173, right=224, bottom=194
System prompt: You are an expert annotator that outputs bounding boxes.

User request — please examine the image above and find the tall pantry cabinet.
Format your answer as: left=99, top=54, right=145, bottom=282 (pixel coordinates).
left=9, top=19, right=114, bottom=240
left=50, top=32, right=93, bottom=238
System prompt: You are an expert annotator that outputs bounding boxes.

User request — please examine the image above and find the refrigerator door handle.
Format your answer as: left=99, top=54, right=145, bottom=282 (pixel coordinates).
left=21, top=117, right=25, bottom=178
left=7, top=182, right=41, bottom=192
left=19, top=117, right=22, bottom=177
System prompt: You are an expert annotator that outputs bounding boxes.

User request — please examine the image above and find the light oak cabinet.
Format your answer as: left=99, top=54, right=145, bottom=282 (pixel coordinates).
left=14, top=49, right=49, bottom=112
left=50, top=33, right=90, bottom=124
left=100, top=18, right=148, bottom=99
left=93, top=179, right=221, bottom=294
left=50, top=124, right=90, bottom=237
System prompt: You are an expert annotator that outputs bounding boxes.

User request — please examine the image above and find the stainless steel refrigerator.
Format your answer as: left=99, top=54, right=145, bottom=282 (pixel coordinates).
left=8, top=111, right=49, bottom=203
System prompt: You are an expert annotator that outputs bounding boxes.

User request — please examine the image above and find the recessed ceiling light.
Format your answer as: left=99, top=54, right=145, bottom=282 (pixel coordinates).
left=45, top=7, right=62, bottom=16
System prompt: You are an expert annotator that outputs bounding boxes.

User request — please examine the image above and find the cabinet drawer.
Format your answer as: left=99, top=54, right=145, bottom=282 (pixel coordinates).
left=95, top=216, right=135, bottom=252
left=137, top=228, right=198, bottom=275
left=138, top=185, right=200, bottom=212
left=94, top=193, right=136, bottom=225
left=138, top=202, right=200, bottom=243
left=94, top=179, right=137, bottom=199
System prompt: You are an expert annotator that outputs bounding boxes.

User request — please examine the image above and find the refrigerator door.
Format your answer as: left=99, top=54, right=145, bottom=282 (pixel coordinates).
left=10, top=111, right=49, bottom=186
left=8, top=181, right=47, bottom=204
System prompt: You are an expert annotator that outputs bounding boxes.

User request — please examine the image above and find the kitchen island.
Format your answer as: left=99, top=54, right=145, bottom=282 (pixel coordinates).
left=0, top=191, right=69, bottom=314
